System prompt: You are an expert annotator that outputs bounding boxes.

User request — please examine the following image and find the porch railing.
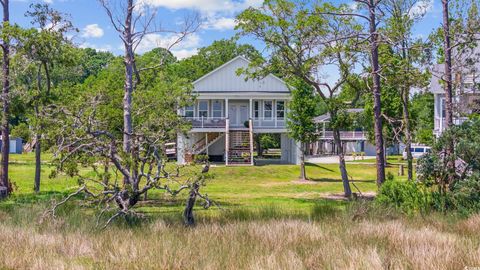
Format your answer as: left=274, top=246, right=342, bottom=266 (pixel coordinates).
left=252, top=117, right=286, bottom=128
left=185, top=117, right=226, bottom=128
left=319, top=131, right=367, bottom=140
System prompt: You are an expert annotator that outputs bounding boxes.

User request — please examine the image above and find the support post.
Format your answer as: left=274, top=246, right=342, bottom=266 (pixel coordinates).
left=249, top=118, right=254, bottom=165
left=205, top=133, right=209, bottom=156
left=225, top=118, right=229, bottom=166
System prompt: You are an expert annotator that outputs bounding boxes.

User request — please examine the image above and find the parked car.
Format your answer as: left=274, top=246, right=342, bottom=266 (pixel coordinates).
left=403, top=145, right=431, bottom=159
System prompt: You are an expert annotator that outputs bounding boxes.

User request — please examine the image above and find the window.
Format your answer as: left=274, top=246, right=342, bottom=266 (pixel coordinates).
left=276, top=101, right=285, bottom=118
left=212, top=100, right=222, bottom=118
left=254, top=101, right=259, bottom=118
left=441, top=98, right=445, bottom=118
left=264, top=101, right=273, bottom=119
left=185, top=105, right=194, bottom=118
left=198, top=101, right=208, bottom=118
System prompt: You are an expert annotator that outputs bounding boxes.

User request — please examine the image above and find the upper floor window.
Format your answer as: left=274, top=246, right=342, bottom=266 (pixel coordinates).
left=264, top=100, right=273, bottom=119
left=198, top=101, right=208, bottom=117
left=185, top=105, right=194, bottom=118
left=276, top=101, right=285, bottom=118
left=254, top=101, right=259, bottom=118
left=212, top=100, right=222, bottom=118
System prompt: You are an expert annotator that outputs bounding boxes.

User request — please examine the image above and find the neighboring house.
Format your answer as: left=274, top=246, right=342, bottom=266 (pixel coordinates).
left=431, top=48, right=480, bottom=137
left=177, top=56, right=301, bottom=165
left=309, top=109, right=403, bottom=157
left=0, top=137, right=23, bottom=154
left=309, top=109, right=376, bottom=156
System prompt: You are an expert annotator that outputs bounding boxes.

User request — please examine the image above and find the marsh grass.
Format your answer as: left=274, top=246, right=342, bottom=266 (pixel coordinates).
left=0, top=202, right=478, bottom=269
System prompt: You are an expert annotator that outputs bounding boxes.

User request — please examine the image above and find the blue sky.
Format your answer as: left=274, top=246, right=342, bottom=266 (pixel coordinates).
left=10, top=0, right=443, bottom=81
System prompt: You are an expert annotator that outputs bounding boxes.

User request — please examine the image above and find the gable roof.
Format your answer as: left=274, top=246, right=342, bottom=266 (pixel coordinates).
left=192, top=56, right=290, bottom=93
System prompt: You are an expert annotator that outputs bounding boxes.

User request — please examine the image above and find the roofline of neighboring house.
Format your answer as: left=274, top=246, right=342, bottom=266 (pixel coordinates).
left=192, top=55, right=290, bottom=92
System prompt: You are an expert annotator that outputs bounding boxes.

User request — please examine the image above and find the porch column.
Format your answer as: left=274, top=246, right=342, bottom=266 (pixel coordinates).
left=249, top=118, right=254, bottom=165
left=225, top=98, right=229, bottom=118
left=249, top=98, right=252, bottom=119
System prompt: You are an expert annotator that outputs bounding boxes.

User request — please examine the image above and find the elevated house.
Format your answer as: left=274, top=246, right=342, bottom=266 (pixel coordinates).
left=431, top=47, right=480, bottom=137
left=177, top=56, right=301, bottom=165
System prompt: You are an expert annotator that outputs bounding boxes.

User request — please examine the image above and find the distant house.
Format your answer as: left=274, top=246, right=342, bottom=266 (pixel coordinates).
left=177, top=56, right=301, bottom=165
left=430, top=47, right=480, bottom=137
left=0, top=137, right=23, bottom=154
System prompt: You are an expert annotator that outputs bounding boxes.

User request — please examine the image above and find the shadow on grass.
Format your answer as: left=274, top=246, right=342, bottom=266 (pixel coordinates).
left=308, top=178, right=376, bottom=183
left=305, top=163, right=334, bottom=172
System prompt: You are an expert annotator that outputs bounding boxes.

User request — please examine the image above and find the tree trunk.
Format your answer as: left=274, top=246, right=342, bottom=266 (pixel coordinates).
left=122, top=0, right=134, bottom=185
left=0, top=0, right=10, bottom=194
left=369, top=0, right=386, bottom=186
left=34, top=133, right=41, bottom=193
left=441, top=0, right=455, bottom=185
left=333, top=128, right=352, bottom=198
left=183, top=182, right=199, bottom=226
left=299, top=142, right=307, bottom=181
left=401, top=87, right=413, bottom=181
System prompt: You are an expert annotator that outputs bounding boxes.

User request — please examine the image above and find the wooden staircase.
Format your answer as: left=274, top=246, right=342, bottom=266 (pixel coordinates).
left=192, top=132, right=225, bottom=154
left=227, top=124, right=254, bottom=165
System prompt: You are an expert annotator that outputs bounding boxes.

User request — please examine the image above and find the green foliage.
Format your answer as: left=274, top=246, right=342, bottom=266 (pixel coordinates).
left=411, top=92, right=434, bottom=145
left=287, top=80, right=320, bottom=144
left=448, top=174, right=480, bottom=215
left=10, top=123, right=31, bottom=142
left=376, top=179, right=432, bottom=215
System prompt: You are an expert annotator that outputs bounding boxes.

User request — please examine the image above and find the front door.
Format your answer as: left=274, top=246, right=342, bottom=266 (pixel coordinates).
left=229, top=103, right=249, bottom=127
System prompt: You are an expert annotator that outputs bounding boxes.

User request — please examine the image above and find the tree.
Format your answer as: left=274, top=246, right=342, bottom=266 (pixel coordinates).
left=237, top=0, right=363, bottom=197
left=382, top=0, right=431, bottom=180
left=173, top=37, right=261, bottom=82
left=431, top=0, right=480, bottom=186
left=98, top=0, right=199, bottom=185
left=20, top=3, right=77, bottom=193
left=411, top=92, right=434, bottom=145
left=287, top=81, right=320, bottom=181
left=0, top=0, right=10, bottom=195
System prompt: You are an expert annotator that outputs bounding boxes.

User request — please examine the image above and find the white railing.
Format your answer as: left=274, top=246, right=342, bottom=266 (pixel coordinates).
left=319, top=131, right=367, bottom=140
left=252, top=117, right=286, bottom=129
left=185, top=117, right=226, bottom=128
left=435, top=117, right=469, bottom=132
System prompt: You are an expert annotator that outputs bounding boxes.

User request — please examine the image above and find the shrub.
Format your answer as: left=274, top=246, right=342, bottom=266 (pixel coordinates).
left=440, top=174, right=480, bottom=216
left=376, top=180, right=432, bottom=215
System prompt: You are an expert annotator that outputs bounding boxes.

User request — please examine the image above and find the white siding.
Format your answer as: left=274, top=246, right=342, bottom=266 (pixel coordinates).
left=193, top=56, right=290, bottom=93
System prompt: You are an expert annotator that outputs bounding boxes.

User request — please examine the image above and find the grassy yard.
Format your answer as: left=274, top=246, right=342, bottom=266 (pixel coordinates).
left=0, top=153, right=478, bottom=269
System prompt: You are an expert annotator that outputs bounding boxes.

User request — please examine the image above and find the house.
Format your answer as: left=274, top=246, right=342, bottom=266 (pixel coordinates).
left=308, top=109, right=404, bottom=157
left=309, top=109, right=376, bottom=156
left=177, top=56, right=301, bottom=165
left=431, top=48, right=480, bottom=137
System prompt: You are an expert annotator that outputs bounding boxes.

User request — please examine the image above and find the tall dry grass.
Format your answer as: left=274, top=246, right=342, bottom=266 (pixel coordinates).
left=0, top=205, right=478, bottom=270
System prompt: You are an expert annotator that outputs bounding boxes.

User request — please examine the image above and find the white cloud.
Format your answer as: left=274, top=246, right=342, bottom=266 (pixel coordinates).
left=202, top=17, right=237, bottom=31
left=79, top=42, right=112, bottom=52
left=81, top=24, right=104, bottom=38
left=409, top=0, right=434, bottom=18
left=135, top=32, right=201, bottom=54
left=43, top=0, right=53, bottom=3
left=171, top=48, right=198, bottom=59
left=137, top=0, right=262, bottom=15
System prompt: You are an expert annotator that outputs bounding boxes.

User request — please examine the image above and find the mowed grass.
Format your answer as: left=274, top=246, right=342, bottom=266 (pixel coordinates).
left=3, top=153, right=409, bottom=215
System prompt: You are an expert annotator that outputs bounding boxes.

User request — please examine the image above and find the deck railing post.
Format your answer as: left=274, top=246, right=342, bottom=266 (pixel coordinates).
left=249, top=118, right=254, bottom=165
left=225, top=118, right=229, bottom=166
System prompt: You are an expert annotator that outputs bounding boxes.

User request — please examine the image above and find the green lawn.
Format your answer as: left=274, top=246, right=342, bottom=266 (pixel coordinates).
left=3, top=153, right=408, bottom=216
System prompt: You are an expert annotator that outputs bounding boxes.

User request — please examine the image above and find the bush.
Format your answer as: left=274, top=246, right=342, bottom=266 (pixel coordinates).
left=376, top=180, right=432, bottom=215
left=435, top=174, right=480, bottom=216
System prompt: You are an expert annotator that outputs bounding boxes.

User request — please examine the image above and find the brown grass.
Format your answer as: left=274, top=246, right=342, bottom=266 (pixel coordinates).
left=0, top=213, right=479, bottom=270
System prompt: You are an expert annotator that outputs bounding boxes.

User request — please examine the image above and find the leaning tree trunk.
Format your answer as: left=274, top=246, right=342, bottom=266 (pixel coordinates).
left=441, top=0, right=455, bottom=188
left=299, top=142, right=307, bottom=181
left=183, top=182, right=199, bottom=226
left=0, top=0, right=10, bottom=194
left=369, top=0, right=386, bottom=186
left=333, top=128, right=352, bottom=198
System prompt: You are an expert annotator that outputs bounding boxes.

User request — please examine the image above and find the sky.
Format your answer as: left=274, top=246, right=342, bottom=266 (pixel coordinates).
left=10, top=0, right=444, bottom=80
